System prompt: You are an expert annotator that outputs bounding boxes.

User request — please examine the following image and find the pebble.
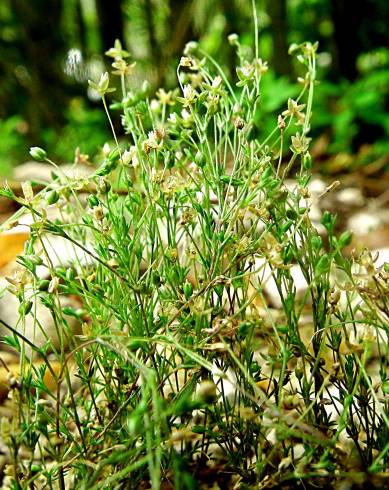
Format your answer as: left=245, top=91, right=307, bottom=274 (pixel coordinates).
left=13, top=161, right=93, bottom=182
left=336, top=187, right=365, bottom=207
left=0, top=276, right=80, bottom=358
left=348, top=211, right=384, bottom=234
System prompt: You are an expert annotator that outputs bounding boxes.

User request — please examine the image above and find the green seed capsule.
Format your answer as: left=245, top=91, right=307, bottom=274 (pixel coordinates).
left=311, top=235, right=322, bottom=251
left=315, top=254, right=331, bottom=277
left=321, top=211, right=335, bottom=231
left=195, top=152, right=206, bottom=168
left=38, top=279, right=50, bottom=291
left=303, top=152, right=312, bottom=170
left=107, top=147, right=120, bottom=162
left=62, top=306, right=79, bottom=318
left=109, top=102, right=123, bottom=110
left=220, top=175, right=244, bottom=187
left=19, top=300, right=33, bottom=315
left=87, top=194, right=99, bottom=208
left=338, top=231, right=352, bottom=249
left=183, top=281, right=193, bottom=299
left=46, top=190, right=60, bottom=205
left=95, top=159, right=117, bottom=176
left=66, top=268, right=76, bottom=281
left=286, top=209, right=297, bottom=220
left=26, top=254, right=43, bottom=266
left=128, top=339, right=143, bottom=351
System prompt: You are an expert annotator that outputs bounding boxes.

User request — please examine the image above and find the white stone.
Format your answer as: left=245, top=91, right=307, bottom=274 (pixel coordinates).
left=308, top=177, right=327, bottom=195
left=348, top=211, right=382, bottom=234
left=336, top=187, right=364, bottom=206
left=13, top=162, right=92, bottom=182
left=373, top=247, right=389, bottom=268
left=0, top=277, right=80, bottom=358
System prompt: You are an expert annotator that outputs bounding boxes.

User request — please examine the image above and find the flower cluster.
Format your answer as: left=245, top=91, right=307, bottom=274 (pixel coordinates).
left=106, top=39, right=136, bottom=78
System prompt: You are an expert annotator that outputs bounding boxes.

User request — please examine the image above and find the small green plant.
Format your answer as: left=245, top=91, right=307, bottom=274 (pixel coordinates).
left=0, top=13, right=388, bottom=490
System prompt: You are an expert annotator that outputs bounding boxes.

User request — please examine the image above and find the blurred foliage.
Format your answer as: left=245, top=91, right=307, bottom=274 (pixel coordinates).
left=0, top=116, right=27, bottom=176
left=0, top=0, right=388, bottom=176
left=42, top=98, right=108, bottom=164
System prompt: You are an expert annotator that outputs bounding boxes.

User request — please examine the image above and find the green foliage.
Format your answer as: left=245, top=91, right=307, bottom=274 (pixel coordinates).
left=1, top=0, right=389, bottom=171
left=1, top=30, right=388, bottom=489
left=0, top=116, right=26, bottom=176
left=42, top=99, right=110, bottom=163
left=314, top=67, right=389, bottom=159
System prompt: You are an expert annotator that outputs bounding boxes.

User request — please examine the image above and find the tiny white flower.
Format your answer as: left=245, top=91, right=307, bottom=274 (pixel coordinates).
left=88, top=72, right=115, bottom=97
left=150, top=99, right=160, bottom=112
left=121, top=146, right=140, bottom=166
left=179, top=56, right=192, bottom=67
left=181, top=109, right=192, bottom=121
left=241, top=63, right=254, bottom=78
left=168, top=112, right=178, bottom=124
left=121, top=150, right=132, bottom=166
left=21, top=181, right=34, bottom=202
left=228, top=33, right=239, bottom=46
left=211, top=75, right=223, bottom=90
left=129, top=146, right=139, bottom=167
left=102, top=143, right=111, bottom=157
left=147, top=131, right=159, bottom=147
left=183, top=84, right=196, bottom=101
left=156, top=88, right=175, bottom=106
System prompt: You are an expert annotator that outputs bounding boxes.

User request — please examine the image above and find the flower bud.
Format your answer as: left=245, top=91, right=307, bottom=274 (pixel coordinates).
left=87, top=194, right=100, bottom=208
left=195, top=151, right=206, bottom=168
left=93, top=206, right=104, bottom=221
left=29, top=146, right=47, bottom=161
left=19, top=300, right=33, bottom=316
left=183, top=41, right=199, bottom=56
left=338, top=231, right=352, bottom=249
left=46, top=190, right=60, bottom=205
left=48, top=277, right=59, bottom=294
left=228, top=33, right=239, bottom=46
left=183, top=281, right=193, bottom=299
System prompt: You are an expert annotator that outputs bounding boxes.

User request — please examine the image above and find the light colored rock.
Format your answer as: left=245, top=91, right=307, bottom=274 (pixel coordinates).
left=308, top=176, right=327, bottom=195
left=13, top=161, right=93, bottom=182
left=253, top=256, right=310, bottom=309
left=348, top=211, right=383, bottom=234
left=212, top=363, right=237, bottom=404
left=0, top=277, right=80, bottom=358
left=372, top=247, right=389, bottom=268
left=336, top=187, right=364, bottom=207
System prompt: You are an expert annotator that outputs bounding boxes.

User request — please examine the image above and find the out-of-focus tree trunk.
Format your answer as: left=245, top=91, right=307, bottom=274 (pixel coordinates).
left=146, top=0, right=196, bottom=87
left=330, top=0, right=363, bottom=81
left=95, top=0, right=124, bottom=51
left=220, top=0, right=241, bottom=76
left=266, top=0, right=292, bottom=77
left=168, top=0, right=195, bottom=58
left=144, top=0, right=162, bottom=86
left=12, top=0, right=68, bottom=142
left=164, top=0, right=196, bottom=84
left=76, top=0, right=87, bottom=55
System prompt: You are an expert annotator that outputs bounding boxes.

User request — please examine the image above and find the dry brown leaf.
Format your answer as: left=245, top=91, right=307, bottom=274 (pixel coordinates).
left=0, top=232, right=29, bottom=269
left=0, top=359, right=63, bottom=400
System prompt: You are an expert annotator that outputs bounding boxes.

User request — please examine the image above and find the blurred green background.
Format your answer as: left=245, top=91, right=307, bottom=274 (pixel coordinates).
left=0, top=0, right=388, bottom=176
